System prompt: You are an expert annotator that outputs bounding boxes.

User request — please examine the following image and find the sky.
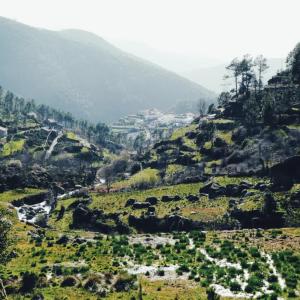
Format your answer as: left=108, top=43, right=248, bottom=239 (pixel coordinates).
left=1, top=0, right=300, bottom=62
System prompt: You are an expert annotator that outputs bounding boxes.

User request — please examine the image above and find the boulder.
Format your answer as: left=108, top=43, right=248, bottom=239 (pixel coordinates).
left=125, top=198, right=136, bottom=207
left=161, top=195, right=181, bottom=202
left=199, top=181, right=226, bottom=199
left=132, top=202, right=151, bottom=209
left=146, top=197, right=158, bottom=205
left=147, top=206, right=156, bottom=214
left=254, top=182, right=268, bottom=191
left=128, top=214, right=203, bottom=233
left=270, top=156, right=300, bottom=190
left=186, top=194, right=199, bottom=202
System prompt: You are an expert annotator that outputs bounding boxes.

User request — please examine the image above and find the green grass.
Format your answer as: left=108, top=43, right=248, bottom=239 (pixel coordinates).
left=170, top=124, right=197, bottom=140
left=1, top=139, right=25, bottom=157
left=66, top=131, right=79, bottom=141
left=165, top=164, right=185, bottom=177
left=215, top=130, right=233, bottom=145
left=212, top=119, right=235, bottom=124
left=114, top=168, right=160, bottom=189
left=0, top=188, right=45, bottom=204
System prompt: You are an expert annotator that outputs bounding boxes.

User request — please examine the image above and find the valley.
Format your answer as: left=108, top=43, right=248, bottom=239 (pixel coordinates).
left=0, top=12, right=300, bottom=300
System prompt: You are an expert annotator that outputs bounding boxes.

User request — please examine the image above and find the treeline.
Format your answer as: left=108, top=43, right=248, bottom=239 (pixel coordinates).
left=215, top=43, right=300, bottom=127
left=0, top=86, right=111, bottom=146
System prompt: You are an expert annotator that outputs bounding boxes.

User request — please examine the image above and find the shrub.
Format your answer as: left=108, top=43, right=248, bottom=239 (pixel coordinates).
left=229, top=281, right=241, bottom=291
left=61, top=276, right=77, bottom=287
left=21, top=271, right=38, bottom=292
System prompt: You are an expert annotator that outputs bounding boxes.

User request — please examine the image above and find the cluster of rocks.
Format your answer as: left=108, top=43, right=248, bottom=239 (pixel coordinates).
left=72, top=204, right=130, bottom=234
left=125, top=193, right=201, bottom=212
left=128, top=214, right=203, bottom=233
left=199, top=180, right=268, bottom=199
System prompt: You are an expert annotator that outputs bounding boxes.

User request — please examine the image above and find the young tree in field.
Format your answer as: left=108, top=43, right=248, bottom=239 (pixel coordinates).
left=254, top=55, right=269, bottom=91
left=99, top=165, right=114, bottom=193
left=197, top=98, right=207, bottom=117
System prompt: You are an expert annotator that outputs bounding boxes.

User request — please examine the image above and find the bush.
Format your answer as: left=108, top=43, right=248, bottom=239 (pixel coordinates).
left=61, top=276, right=77, bottom=287
left=21, top=271, right=38, bottom=292
left=114, top=273, right=136, bottom=292
left=229, top=281, right=241, bottom=291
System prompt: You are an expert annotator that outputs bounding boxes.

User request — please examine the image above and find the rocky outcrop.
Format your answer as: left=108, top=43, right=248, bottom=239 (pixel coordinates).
left=270, top=156, right=300, bottom=190
left=72, top=204, right=130, bottom=234
left=128, top=214, right=203, bottom=233
left=161, top=195, right=181, bottom=202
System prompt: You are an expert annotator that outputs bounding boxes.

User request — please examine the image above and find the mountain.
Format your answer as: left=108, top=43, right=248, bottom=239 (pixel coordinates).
left=183, top=58, right=286, bottom=93
left=0, top=17, right=215, bottom=122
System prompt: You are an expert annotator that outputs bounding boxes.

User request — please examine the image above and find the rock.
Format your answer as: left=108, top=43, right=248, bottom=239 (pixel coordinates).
left=254, top=182, right=268, bottom=191
left=225, top=184, right=240, bottom=197
left=186, top=194, right=199, bottom=202
left=270, top=155, right=300, bottom=190
left=290, top=190, right=300, bottom=208
left=72, top=204, right=130, bottom=234
left=213, top=137, right=227, bottom=147
left=199, top=181, right=226, bottom=199
left=73, top=237, right=87, bottom=244
left=56, top=235, right=69, bottom=245
left=161, top=195, right=181, bottom=202
left=67, top=198, right=92, bottom=210
left=146, top=197, right=158, bottom=205
left=128, top=213, right=204, bottom=233
left=125, top=198, right=136, bottom=207
left=132, top=202, right=151, bottom=209
left=147, top=206, right=156, bottom=214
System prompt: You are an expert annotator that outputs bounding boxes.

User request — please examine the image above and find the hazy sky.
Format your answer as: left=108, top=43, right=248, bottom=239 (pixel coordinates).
left=1, top=0, right=300, bottom=60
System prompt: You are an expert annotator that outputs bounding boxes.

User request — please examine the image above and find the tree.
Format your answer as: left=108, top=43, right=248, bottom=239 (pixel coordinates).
left=99, top=165, right=114, bottom=193
left=217, top=92, right=231, bottom=107
left=287, top=42, right=300, bottom=83
left=197, top=98, right=207, bottom=117
left=225, top=58, right=241, bottom=96
left=243, top=93, right=261, bottom=127
left=262, top=93, right=276, bottom=126
left=133, top=132, right=146, bottom=155
left=254, top=55, right=269, bottom=91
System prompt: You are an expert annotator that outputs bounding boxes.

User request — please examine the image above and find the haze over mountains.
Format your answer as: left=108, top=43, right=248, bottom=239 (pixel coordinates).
left=114, top=39, right=286, bottom=93
left=0, top=17, right=215, bottom=122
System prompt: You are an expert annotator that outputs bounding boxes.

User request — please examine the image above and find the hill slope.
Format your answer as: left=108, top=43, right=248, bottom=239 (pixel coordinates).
left=0, top=17, right=215, bottom=122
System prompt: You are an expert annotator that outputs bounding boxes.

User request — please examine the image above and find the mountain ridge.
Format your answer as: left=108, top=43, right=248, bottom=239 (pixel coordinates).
left=0, top=17, right=215, bottom=122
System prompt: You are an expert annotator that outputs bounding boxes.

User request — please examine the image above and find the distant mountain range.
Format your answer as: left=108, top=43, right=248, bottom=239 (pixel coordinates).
left=113, top=40, right=286, bottom=94
left=0, top=17, right=215, bottom=122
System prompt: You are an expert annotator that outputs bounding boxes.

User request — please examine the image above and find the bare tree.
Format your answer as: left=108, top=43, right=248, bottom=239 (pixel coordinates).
left=197, top=98, right=207, bottom=117
left=99, top=165, right=114, bottom=193
left=254, top=55, right=269, bottom=91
